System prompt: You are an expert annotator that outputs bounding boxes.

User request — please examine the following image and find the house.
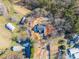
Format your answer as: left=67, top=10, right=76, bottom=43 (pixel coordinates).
left=5, top=23, right=15, bottom=31
left=67, top=48, right=79, bottom=59
left=11, top=46, right=25, bottom=52
left=32, top=24, right=47, bottom=39
left=32, top=24, right=53, bottom=39
left=19, top=16, right=26, bottom=25
left=33, top=24, right=46, bottom=34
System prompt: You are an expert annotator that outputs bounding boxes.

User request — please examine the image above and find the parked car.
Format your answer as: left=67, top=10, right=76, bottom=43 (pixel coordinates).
left=19, top=16, right=26, bottom=25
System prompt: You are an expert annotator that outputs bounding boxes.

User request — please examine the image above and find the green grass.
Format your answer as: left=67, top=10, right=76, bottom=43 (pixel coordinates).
left=30, top=47, right=34, bottom=59
left=30, top=39, right=34, bottom=59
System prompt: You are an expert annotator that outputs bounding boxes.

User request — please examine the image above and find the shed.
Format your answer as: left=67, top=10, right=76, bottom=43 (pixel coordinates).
left=5, top=23, right=15, bottom=31
left=11, top=46, right=25, bottom=52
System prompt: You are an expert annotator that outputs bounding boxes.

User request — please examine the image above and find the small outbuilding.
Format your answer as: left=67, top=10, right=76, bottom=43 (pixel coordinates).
left=5, top=23, right=15, bottom=31
left=11, top=46, right=25, bottom=52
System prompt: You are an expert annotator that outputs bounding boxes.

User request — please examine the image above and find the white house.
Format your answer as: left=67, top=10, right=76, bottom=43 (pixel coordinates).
left=5, top=23, right=15, bottom=31
left=67, top=48, right=79, bottom=59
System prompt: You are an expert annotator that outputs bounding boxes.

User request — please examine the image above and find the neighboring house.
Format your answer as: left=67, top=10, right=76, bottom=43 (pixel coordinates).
left=19, top=16, right=26, bottom=25
left=68, top=34, right=79, bottom=46
left=11, top=46, right=25, bottom=52
left=67, top=48, right=79, bottom=59
left=74, top=44, right=79, bottom=48
left=5, top=23, right=15, bottom=31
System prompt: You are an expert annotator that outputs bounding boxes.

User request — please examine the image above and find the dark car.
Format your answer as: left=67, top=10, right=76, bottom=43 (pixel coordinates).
left=19, top=16, right=26, bottom=25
